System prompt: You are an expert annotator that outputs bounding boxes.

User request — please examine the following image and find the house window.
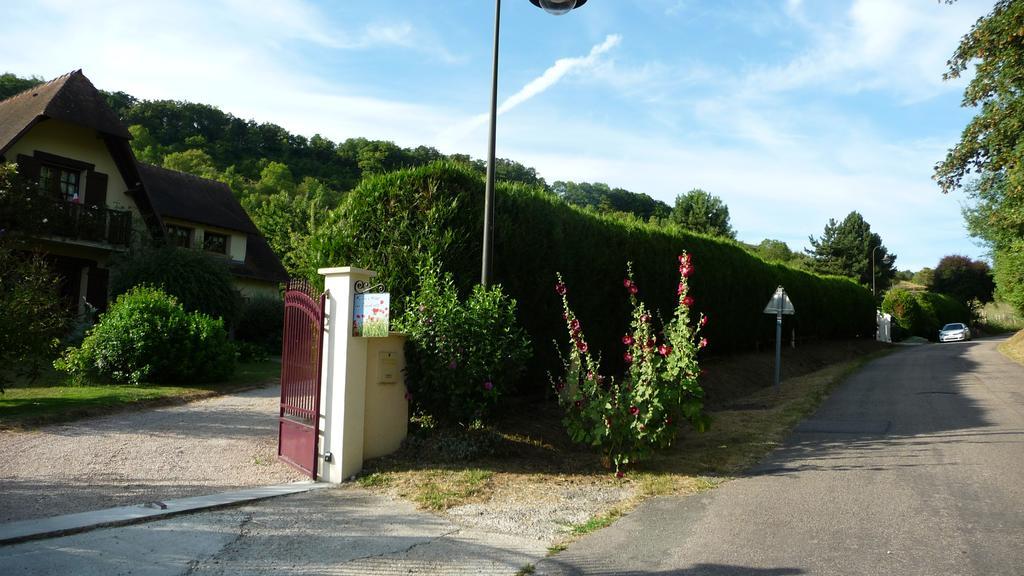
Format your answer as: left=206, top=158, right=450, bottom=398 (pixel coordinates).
left=203, top=232, right=228, bottom=255
left=166, top=225, right=193, bottom=248
left=39, top=165, right=82, bottom=202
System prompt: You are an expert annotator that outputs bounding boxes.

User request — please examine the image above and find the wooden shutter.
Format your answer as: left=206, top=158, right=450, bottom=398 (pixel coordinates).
left=84, top=171, right=108, bottom=207
left=15, top=154, right=40, bottom=180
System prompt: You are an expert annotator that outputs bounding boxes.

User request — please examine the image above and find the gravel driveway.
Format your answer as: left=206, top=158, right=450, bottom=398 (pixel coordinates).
left=0, top=385, right=305, bottom=524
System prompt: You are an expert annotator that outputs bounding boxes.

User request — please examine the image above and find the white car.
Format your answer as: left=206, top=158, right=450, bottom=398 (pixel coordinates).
left=938, top=323, right=971, bottom=343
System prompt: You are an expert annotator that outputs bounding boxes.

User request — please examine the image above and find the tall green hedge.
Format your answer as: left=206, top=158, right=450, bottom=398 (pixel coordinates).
left=882, top=288, right=971, bottom=340
left=306, top=162, right=875, bottom=385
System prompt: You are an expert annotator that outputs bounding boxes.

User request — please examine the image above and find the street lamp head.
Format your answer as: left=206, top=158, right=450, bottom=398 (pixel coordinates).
left=529, top=0, right=588, bottom=16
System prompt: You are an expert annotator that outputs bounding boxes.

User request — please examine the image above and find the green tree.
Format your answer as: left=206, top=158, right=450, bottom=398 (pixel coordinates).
left=932, top=255, right=995, bottom=307
left=806, top=211, right=896, bottom=290
left=669, top=189, right=736, bottom=239
left=913, top=267, right=935, bottom=288
left=0, top=73, right=42, bottom=100
left=935, top=0, right=1024, bottom=312
left=162, top=149, right=219, bottom=180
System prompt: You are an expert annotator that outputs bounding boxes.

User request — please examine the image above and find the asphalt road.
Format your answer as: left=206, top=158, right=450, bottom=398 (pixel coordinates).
left=538, top=337, right=1024, bottom=576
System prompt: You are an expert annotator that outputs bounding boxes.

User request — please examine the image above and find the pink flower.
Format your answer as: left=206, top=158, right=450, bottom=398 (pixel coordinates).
left=555, top=282, right=567, bottom=295
left=658, top=344, right=672, bottom=356
left=630, top=406, right=640, bottom=416
left=699, top=337, right=708, bottom=349
left=680, top=266, right=693, bottom=278
left=629, top=284, right=639, bottom=295
left=562, top=312, right=569, bottom=321
left=622, top=334, right=634, bottom=346
left=700, top=315, right=708, bottom=327
left=577, top=341, right=589, bottom=353
left=640, top=313, right=651, bottom=324
left=623, top=278, right=632, bottom=288
left=483, top=380, right=493, bottom=391
left=678, top=254, right=688, bottom=264
left=570, top=318, right=581, bottom=333
left=682, top=296, right=694, bottom=307
left=677, top=283, right=686, bottom=295
left=623, top=352, right=633, bottom=364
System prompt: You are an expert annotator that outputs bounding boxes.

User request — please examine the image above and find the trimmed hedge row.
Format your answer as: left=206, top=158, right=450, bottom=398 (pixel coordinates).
left=882, top=288, right=971, bottom=340
left=306, top=162, right=875, bottom=385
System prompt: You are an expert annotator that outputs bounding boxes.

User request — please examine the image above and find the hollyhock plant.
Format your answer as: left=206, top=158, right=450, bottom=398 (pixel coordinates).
left=550, top=253, right=710, bottom=475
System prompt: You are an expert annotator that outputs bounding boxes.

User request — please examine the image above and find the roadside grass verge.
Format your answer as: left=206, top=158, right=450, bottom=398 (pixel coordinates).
left=998, top=329, right=1024, bottom=365
left=358, top=345, right=893, bottom=551
left=0, top=359, right=280, bottom=429
left=980, top=301, right=1024, bottom=334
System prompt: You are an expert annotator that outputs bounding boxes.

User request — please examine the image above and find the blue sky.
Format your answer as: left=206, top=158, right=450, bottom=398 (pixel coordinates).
left=0, top=0, right=996, bottom=271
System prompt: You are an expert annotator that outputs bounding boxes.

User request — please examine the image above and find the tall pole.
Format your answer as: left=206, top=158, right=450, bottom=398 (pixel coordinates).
left=481, top=0, right=501, bottom=287
left=774, top=308, right=782, bottom=389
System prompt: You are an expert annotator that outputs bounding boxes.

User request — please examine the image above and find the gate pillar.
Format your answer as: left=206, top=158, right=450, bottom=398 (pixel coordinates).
left=318, top=267, right=375, bottom=483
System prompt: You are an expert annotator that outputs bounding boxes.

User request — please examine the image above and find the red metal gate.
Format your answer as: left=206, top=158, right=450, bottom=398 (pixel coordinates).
left=278, top=279, right=326, bottom=478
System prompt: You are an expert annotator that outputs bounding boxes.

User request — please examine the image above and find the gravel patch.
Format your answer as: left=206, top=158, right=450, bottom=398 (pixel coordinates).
left=445, top=478, right=635, bottom=542
left=0, top=385, right=304, bottom=524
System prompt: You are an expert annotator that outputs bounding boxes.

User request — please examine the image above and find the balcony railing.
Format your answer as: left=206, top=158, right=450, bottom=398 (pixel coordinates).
left=39, top=199, right=132, bottom=247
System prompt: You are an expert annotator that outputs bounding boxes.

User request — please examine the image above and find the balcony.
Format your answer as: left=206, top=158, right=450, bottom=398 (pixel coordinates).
left=38, top=199, right=132, bottom=247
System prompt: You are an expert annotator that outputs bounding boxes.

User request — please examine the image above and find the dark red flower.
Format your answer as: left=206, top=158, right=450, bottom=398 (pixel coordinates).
left=616, top=470, right=624, bottom=479
left=646, top=338, right=655, bottom=349
left=577, top=341, right=589, bottom=353
left=623, top=278, right=632, bottom=288
left=681, top=266, right=693, bottom=278
left=629, top=284, right=639, bottom=295
left=555, top=282, right=567, bottom=295
left=555, top=380, right=565, bottom=391
left=699, top=337, right=708, bottom=349
left=562, top=311, right=569, bottom=321
left=622, top=334, right=634, bottom=346
left=483, top=380, right=493, bottom=391
left=658, top=344, right=672, bottom=356
left=640, top=313, right=651, bottom=324
left=630, top=406, right=640, bottom=416
left=683, top=296, right=694, bottom=307
left=623, top=352, right=633, bottom=364
left=574, top=400, right=582, bottom=409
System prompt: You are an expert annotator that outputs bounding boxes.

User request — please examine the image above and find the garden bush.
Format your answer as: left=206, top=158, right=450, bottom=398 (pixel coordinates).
left=395, top=262, right=531, bottom=427
left=552, top=253, right=709, bottom=474
left=110, top=244, right=242, bottom=325
left=882, top=288, right=970, bottom=340
left=307, top=162, right=875, bottom=390
left=0, top=246, right=67, bottom=390
left=56, top=286, right=235, bottom=384
left=235, top=296, right=284, bottom=354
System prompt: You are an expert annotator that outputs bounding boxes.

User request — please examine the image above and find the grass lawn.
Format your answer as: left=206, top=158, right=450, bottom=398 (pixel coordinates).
left=0, top=360, right=280, bottom=429
left=358, top=343, right=892, bottom=551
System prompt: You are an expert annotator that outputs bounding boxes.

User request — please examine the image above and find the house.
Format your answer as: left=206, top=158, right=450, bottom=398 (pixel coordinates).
left=0, top=70, right=287, bottom=312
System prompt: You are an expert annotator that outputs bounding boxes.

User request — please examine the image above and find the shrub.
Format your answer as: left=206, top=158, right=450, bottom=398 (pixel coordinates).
left=235, top=297, right=284, bottom=354
left=110, top=245, right=242, bottom=325
left=56, top=286, right=235, bottom=385
left=0, top=246, right=67, bottom=390
left=307, top=162, right=875, bottom=391
left=552, top=253, right=709, bottom=474
left=882, top=288, right=970, bottom=340
left=395, top=262, right=531, bottom=426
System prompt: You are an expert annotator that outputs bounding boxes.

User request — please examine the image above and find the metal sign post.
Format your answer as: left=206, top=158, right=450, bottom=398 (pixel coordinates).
left=763, top=286, right=795, bottom=389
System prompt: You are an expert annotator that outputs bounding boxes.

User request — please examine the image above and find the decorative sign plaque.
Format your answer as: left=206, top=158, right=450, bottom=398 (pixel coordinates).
left=353, top=293, right=390, bottom=337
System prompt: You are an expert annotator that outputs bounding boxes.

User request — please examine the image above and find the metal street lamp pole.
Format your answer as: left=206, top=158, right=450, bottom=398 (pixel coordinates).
left=481, top=0, right=587, bottom=287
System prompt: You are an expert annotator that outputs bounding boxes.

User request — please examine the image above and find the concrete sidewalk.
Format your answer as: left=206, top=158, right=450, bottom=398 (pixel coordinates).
left=0, top=482, right=547, bottom=575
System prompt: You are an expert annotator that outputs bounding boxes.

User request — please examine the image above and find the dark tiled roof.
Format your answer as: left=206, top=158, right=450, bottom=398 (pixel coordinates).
left=137, top=163, right=260, bottom=235
left=230, top=233, right=289, bottom=284
left=0, top=70, right=130, bottom=156
left=138, top=163, right=287, bottom=285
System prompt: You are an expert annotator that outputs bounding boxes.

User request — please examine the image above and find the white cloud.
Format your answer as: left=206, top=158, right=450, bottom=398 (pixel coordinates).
left=436, top=34, right=623, bottom=150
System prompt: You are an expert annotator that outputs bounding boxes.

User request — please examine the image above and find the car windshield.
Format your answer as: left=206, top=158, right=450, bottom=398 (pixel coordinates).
left=942, top=323, right=965, bottom=331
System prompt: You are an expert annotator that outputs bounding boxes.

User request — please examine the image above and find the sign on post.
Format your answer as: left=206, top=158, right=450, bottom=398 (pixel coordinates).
left=763, top=286, right=795, bottom=389
left=353, top=293, right=390, bottom=337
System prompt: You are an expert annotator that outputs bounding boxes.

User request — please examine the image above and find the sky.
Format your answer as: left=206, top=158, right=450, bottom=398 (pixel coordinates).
left=0, top=0, right=997, bottom=271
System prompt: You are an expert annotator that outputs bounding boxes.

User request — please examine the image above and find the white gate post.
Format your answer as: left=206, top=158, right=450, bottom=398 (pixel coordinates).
left=318, top=267, right=375, bottom=483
